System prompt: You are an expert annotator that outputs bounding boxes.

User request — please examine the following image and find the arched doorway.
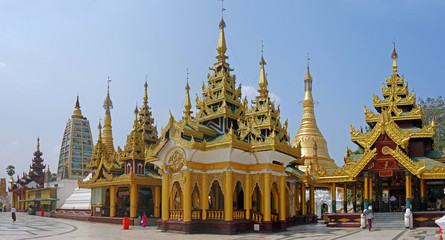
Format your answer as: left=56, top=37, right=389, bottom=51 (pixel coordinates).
left=209, top=181, right=224, bottom=210
left=234, top=181, right=244, bottom=210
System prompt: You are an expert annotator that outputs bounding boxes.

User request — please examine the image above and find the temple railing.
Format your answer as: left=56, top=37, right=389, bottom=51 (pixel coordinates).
left=250, top=210, right=263, bottom=223
left=191, top=209, right=202, bottom=220
left=206, top=209, right=224, bottom=220
left=232, top=209, right=246, bottom=220
left=169, top=209, right=183, bottom=220
left=271, top=211, right=279, bottom=222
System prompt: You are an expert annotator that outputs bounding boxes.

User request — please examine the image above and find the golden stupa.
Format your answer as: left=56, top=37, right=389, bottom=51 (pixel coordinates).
left=292, top=62, right=338, bottom=173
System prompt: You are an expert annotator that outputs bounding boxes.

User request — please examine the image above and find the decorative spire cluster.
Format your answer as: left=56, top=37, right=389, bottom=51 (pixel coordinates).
left=138, top=80, right=158, bottom=146
left=102, top=78, right=115, bottom=155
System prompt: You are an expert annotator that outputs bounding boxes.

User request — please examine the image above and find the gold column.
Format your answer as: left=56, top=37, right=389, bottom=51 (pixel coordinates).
left=201, top=173, right=208, bottom=220
left=244, top=174, right=251, bottom=219
left=154, top=186, right=160, bottom=218
left=420, top=178, right=426, bottom=210
left=130, top=183, right=138, bottom=218
left=405, top=172, right=412, bottom=209
left=301, top=183, right=307, bottom=215
left=263, top=172, right=272, bottom=221
left=279, top=176, right=286, bottom=221
left=364, top=174, right=369, bottom=209
left=368, top=175, right=373, bottom=205
left=162, top=173, right=170, bottom=220
left=360, top=188, right=364, bottom=211
left=310, top=184, right=315, bottom=215
left=331, top=183, right=336, bottom=213
left=110, top=186, right=116, bottom=217
left=183, top=170, right=192, bottom=222
left=224, top=171, right=233, bottom=221
left=292, top=183, right=297, bottom=216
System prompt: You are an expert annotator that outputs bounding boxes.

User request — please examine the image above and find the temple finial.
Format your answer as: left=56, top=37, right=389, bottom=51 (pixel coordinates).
left=392, top=41, right=398, bottom=74
left=184, top=69, right=192, bottom=116
left=72, top=95, right=83, bottom=118
left=143, top=75, right=148, bottom=106
left=103, top=77, right=113, bottom=110
left=133, top=103, right=139, bottom=130
left=37, top=137, right=40, bottom=152
left=305, top=53, right=312, bottom=81
left=216, top=2, right=227, bottom=61
left=75, top=95, right=80, bottom=109
left=258, top=41, right=268, bottom=93
left=98, top=120, right=102, bottom=141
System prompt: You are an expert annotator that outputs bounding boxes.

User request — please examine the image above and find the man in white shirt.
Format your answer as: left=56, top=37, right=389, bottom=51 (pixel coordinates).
left=390, top=195, right=396, bottom=212
left=11, top=207, right=16, bottom=222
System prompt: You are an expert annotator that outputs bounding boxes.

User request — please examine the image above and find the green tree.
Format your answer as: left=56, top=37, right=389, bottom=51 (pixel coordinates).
left=419, top=96, right=445, bottom=150
left=6, top=165, right=15, bottom=177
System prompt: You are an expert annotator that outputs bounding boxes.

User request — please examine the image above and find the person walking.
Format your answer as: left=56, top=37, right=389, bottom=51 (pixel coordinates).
left=365, top=206, right=373, bottom=231
left=390, top=195, right=396, bottom=212
left=141, top=213, right=147, bottom=227
left=11, top=207, right=16, bottom=222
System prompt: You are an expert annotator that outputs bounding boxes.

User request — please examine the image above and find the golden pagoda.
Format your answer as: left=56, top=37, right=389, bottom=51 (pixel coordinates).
left=146, top=16, right=313, bottom=234
left=319, top=45, right=445, bottom=227
left=292, top=61, right=338, bottom=173
left=80, top=81, right=161, bottom=219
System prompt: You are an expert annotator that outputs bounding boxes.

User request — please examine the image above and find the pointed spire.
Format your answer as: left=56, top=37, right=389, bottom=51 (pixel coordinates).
left=143, top=75, right=148, bottom=106
left=305, top=53, right=312, bottom=81
left=258, top=40, right=268, bottom=95
left=391, top=42, right=398, bottom=74
left=133, top=103, right=139, bottom=131
left=216, top=17, right=228, bottom=61
left=37, top=137, right=40, bottom=152
left=103, top=77, right=113, bottom=111
left=98, top=121, right=102, bottom=141
left=184, top=69, right=193, bottom=116
left=72, top=95, right=83, bottom=118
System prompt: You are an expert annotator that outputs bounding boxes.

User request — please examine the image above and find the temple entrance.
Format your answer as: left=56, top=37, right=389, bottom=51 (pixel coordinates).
left=208, top=181, right=224, bottom=210
left=372, top=172, right=406, bottom=212
left=116, top=187, right=130, bottom=217
left=138, top=186, right=153, bottom=217
left=234, top=181, right=244, bottom=210
left=252, top=184, right=262, bottom=212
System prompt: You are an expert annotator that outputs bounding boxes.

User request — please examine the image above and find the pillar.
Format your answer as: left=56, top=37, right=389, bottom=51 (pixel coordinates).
left=244, top=174, right=251, bottom=219
left=224, top=170, right=233, bottom=221
left=263, top=172, right=272, bottom=221
left=279, top=176, right=286, bottom=221
left=154, top=186, right=161, bottom=218
left=364, top=172, right=369, bottom=209
left=301, top=183, right=307, bottom=215
left=292, top=183, right=297, bottom=216
left=183, top=170, right=192, bottom=222
left=420, top=178, right=426, bottom=211
left=343, top=183, right=348, bottom=213
left=331, top=183, right=336, bottom=213
left=110, top=186, right=116, bottom=217
left=368, top=173, right=373, bottom=207
left=201, top=173, right=208, bottom=220
left=405, top=172, right=412, bottom=209
left=310, top=184, right=315, bottom=215
left=130, top=183, right=138, bottom=218
left=353, top=184, right=357, bottom=213
left=161, top=173, right=170, bottom=221
left=360, top=188, right=364, bottom=211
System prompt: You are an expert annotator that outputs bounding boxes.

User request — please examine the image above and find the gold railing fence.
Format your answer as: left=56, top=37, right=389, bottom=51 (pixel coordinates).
left=250, top=210, right=263, bottom=223
left=232, top=210, right=246, bottom=220
left=169, top=210, right=183, bottom=220
left=271, top=211, right=279, bottom=222
left=191, top=209, right=202, bottom=220
left=207, top=209, right=224, bottom=220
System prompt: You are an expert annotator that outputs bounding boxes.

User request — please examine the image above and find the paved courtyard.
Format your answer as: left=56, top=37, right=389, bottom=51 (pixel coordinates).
left=0, top=212, right=440, bottom=240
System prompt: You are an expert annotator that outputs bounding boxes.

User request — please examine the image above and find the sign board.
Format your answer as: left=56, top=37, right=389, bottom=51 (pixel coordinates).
left=95, top=207, right=100, bottom=212
left=254, top=224, right=260, bottom=231
left=379, top=170, right=393, bottom=177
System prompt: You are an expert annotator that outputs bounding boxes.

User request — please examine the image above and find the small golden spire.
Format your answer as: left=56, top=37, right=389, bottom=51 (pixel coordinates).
left=72, top=95, right=83, bottom=118
left=37, top=137, right=40, bottom=152
left=133, top=103, right=139, bottom=130
left=184, top=69, right=192, bottom=116
left=103, top=77, right=113, bottom=111
left=143, top=75, right=148, bottom=106
left=392, top=41, right=398, bottom=74
left=98, top=121, right=102, bottom=141
left=305, top=53, right=312, bottom=81
left=258, top=41, right=268, bottom=94
left=216, top=17, right=228, bottom=61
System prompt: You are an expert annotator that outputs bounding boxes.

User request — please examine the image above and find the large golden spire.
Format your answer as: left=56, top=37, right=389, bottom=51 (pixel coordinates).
left=72, top=96, right=83, bottom=119
left=102, top=78, right=115, bottom=155
left=258, top=41, right=268, bottom=96
left=292, top=58, right=337, bottom=172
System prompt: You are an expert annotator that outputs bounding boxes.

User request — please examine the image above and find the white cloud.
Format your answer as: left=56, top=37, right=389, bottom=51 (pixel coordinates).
left=241, top=85, right=280, bottom=103
left=0, top=62, right=5, bottom=67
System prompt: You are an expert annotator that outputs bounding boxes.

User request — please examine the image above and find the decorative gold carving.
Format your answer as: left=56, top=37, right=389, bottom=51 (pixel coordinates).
left=387, top=147, right=425, bottom=176
left=381, top=146, right=391, bottom=155
left=207, top=173, right=224, bottom=196
left=169, top=151, right=185, bottom=173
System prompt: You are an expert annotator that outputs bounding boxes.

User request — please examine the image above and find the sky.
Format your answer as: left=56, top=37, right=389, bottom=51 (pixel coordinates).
left=1, top=0, right=445, bottom=181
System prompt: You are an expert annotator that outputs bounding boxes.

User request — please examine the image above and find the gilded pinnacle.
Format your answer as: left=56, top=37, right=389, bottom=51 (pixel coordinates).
left=133, top=104, right=139, bottom=130
left=258, top=56, right=268, bottom=92
left=37, top=137, right=40, bottom=152
left=392, top=42, right=398, bottom=74
left=304, top=65, right=312, bottom=81
left=184, top=81, right=192, bottom=116
left=72, top=96, right=83, bottom=118
left=216, top=17, right=227, bottom=59
left=143, top=80, right=148, bottom=106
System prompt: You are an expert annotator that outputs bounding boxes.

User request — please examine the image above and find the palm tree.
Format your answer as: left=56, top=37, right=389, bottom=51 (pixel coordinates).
left=6, top=165, right=15, bottom=177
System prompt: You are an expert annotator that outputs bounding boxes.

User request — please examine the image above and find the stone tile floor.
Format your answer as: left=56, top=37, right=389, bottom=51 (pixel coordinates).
left=0, top=212, right=440, bottom=240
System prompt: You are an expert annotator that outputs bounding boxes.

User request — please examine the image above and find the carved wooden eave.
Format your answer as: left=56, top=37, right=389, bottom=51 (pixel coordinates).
left=421, top=164, right=445, bottom=179
left=387, top=147, right=426, bottom=177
